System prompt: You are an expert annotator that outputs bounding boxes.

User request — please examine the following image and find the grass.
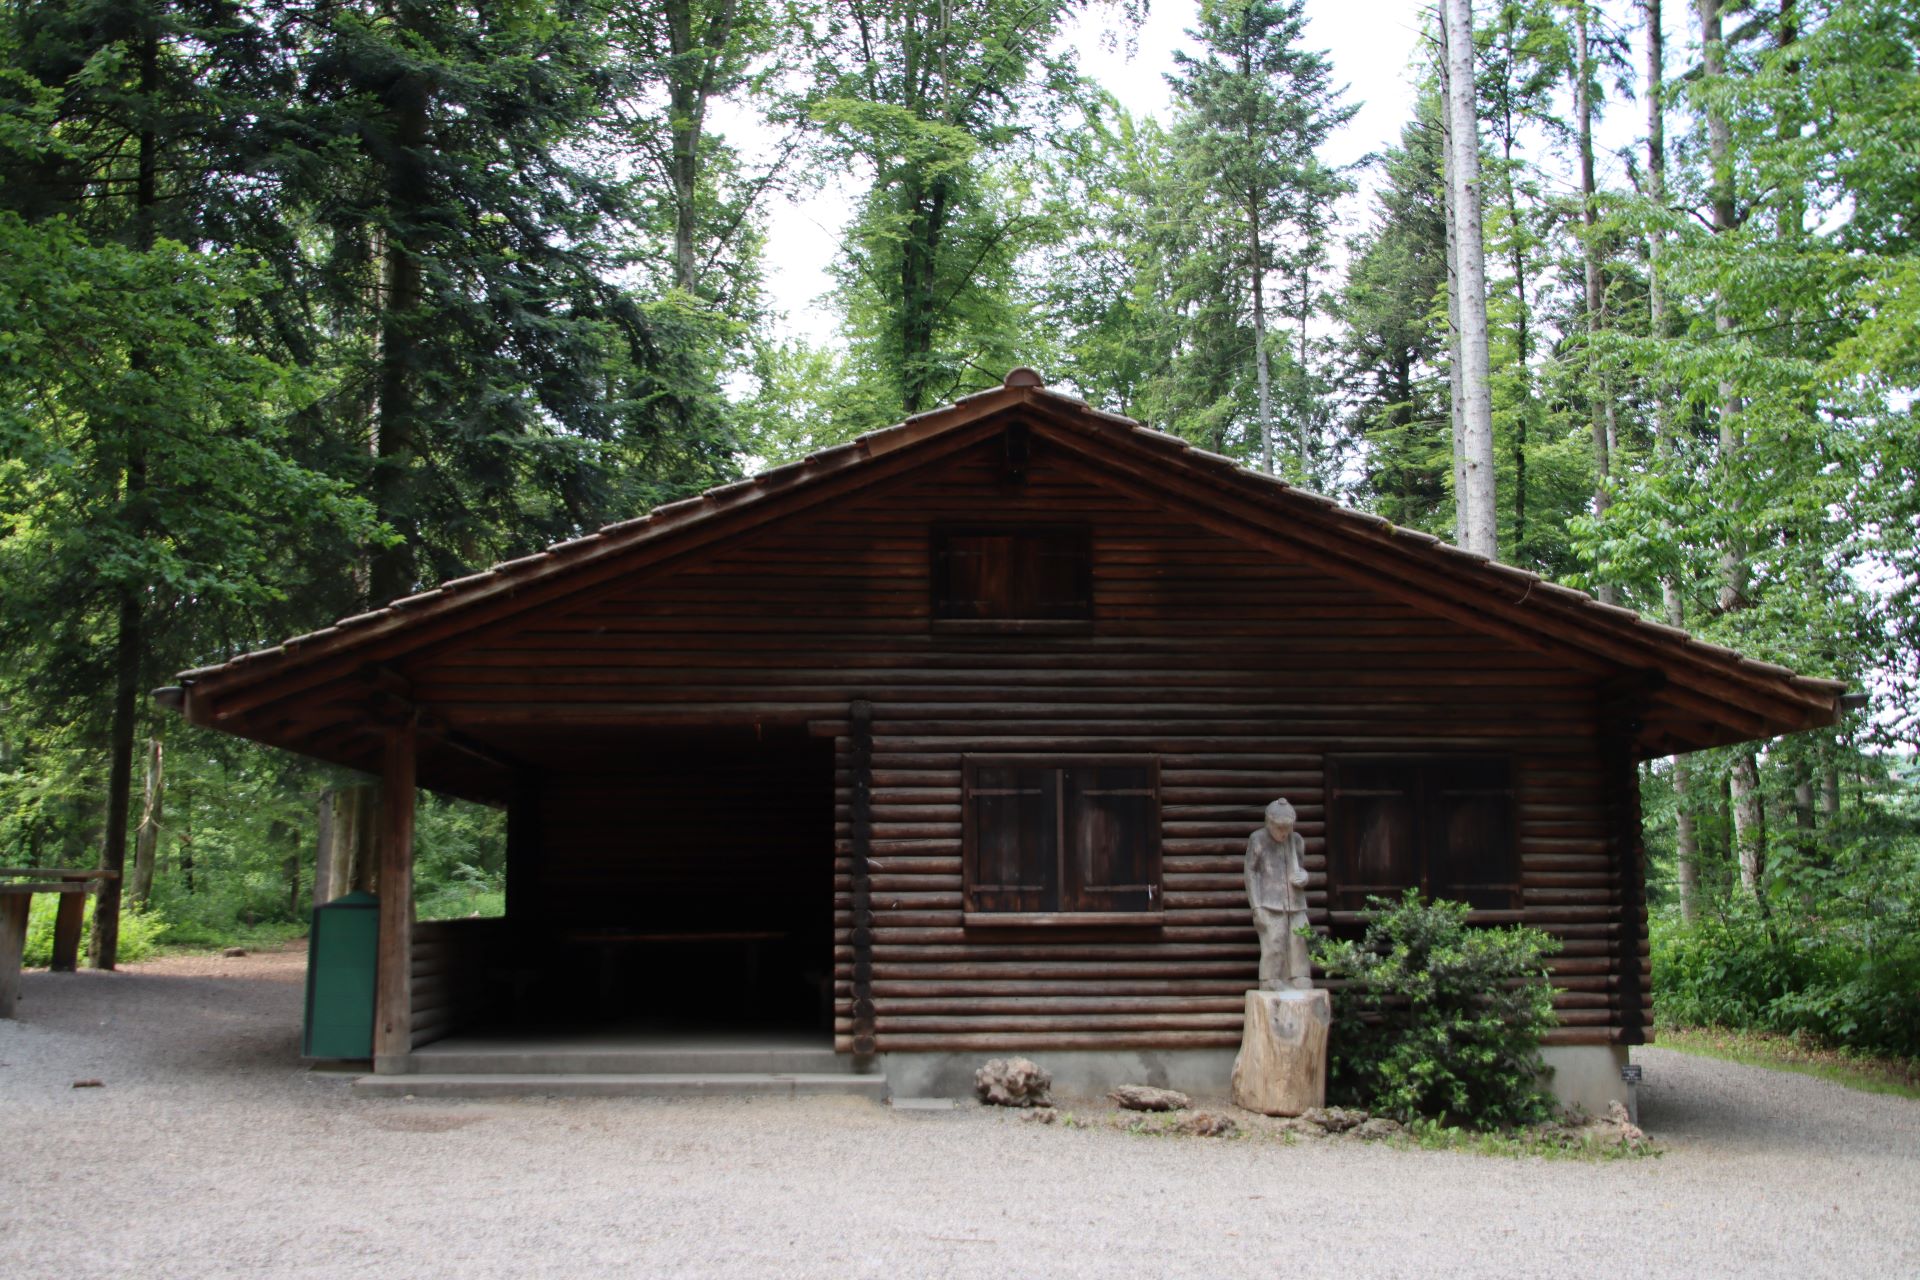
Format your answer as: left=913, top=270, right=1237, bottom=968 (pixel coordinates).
left=1656, top=1024, right=1920, bottom=1101
left=152, top=919, right=308, bottom=957
left=1399, top=1118, right=1657, bottom=1161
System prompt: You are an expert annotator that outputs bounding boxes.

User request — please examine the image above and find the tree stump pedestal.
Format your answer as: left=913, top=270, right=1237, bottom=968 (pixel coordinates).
left=1230, top=987, right=1330, bottom=1116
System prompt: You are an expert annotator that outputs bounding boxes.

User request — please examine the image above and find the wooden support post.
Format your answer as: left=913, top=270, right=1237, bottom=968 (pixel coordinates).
left=848, top=700, right=877, bottom=1066
left=374, top=720, right=417, bottom=1074
left=1599, top=682, right=1653, bottom=1047
left=0, top=894, right=29, bottom=1017
left=49, top=892, right=86, bottom=973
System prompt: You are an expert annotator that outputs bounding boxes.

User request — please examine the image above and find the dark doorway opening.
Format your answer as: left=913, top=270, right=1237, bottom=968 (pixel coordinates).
left=506, top=725, right=835, bottom=1034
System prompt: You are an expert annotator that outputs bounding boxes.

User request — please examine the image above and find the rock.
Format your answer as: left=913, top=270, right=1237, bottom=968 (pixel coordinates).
left=1108, top=1084, right=1191, bottom=1112
left=1173, top=1111, right=1238, bottom=1138
left=1298, top=1106, right=1368, bottom=1134
left=1598, top=1100, right=1648, bottom=1146
left=1230, top=988, right=1330, bottom=1116
left=1352, top=1117, right=1404, bottom=1142
left=222, top=947, right=247, bottom=958
left=1021, top=1108, right=1059, bottom=1125
left=975, top=1057, right=1053, bottom=1108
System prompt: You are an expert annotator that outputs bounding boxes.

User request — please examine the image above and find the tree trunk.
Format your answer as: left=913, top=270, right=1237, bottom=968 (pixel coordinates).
left=1792, top=774, right=1816, bottom=854
left=663, top=0, right=739, bottom=294
left=130, top=737, right=164, bottom=906
left=898, top=175, right=951, bottom=414
left=1573, top=1, right=1617, bottom=604
left=93, top=24, right=162, bottom=971
left=1439, top=41, right=1467, bottom=546
left=1731, top=751, right=1765, bottom=900
left=1442, top=0, right=1497, bottom=559
left=368, top=51, right=431, bottom=608
left=1296, top=271, right=1312, bottom=477
left=1494, top=11, right=1531, bottom=558
left=1697, top=0, right=1749, bottom=614
left=1250, top=199, right=1275, bottom=475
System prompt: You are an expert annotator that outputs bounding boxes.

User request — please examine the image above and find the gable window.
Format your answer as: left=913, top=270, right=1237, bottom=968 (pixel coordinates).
left=1326, top=756, right=1518, bottom=912
left=932, top=526, right=1092, bottom=631
left=962, top=756, right=1161, bottom=923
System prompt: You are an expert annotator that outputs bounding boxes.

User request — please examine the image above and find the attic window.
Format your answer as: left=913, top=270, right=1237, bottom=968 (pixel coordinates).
left=931, top=526, right=1092, bottom=631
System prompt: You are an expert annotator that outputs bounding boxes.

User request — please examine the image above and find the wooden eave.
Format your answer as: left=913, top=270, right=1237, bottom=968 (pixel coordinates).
left=165, top=377, right=1845, bottom=777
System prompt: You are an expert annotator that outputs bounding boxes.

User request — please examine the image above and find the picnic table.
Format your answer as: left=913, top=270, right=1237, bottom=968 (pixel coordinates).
left=0, top=868, right=119, bottom=1017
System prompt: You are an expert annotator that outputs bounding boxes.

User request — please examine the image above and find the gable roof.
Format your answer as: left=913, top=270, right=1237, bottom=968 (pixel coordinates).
left=167, top=369, right=1845, bottom=766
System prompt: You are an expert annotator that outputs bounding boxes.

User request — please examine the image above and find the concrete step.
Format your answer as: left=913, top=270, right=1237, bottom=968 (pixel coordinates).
left=407, top=1044, right=847, bottom=1076
left=353, top=1071, right=890, bottom=1100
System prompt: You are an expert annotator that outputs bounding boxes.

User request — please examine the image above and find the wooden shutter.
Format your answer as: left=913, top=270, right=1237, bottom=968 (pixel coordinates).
left=963, top=760, right=1058, bottom=912
left=1424, top=757, right=1518, bottom=909
left=1022, top=529, right=1093, bottom=620
left=1061, top=762, right=1161, bottom=912
left=1326, top=759, right=1420, bottom=912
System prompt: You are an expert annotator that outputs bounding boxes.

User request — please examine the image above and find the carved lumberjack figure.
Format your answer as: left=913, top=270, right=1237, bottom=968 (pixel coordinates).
left=1245, top=798, right=1312, bottom=990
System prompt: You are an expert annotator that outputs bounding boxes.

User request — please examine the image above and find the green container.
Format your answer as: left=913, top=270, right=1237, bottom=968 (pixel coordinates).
left=303, top=890, right=379, bottom=1059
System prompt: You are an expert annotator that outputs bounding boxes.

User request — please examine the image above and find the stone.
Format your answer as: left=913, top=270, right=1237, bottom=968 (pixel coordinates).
left=1600, top=1100, right=1648, bottom=1146
left=1108, top=1084, right=1191, bottom=1112
left=1245, top=799, right=1312, bottom=990
left=1298, top=1106, right=1367, bottom=1133
left=1172, top=1111, right=1237, bottom=1138
left=222, top=947, right=247, bottom=958
left=1230, top=988, right=1331, bottom=1116
left=1352, top=1117, right=1404, bottom=1142
left=1021, top=1108, right=1059, bottom=1125
left=975, top=1056, right=1053, bottom=1108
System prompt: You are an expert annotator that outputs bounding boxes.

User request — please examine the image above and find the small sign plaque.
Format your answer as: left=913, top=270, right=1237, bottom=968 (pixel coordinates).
left=1621, top=1064, right=1645, bottom=1084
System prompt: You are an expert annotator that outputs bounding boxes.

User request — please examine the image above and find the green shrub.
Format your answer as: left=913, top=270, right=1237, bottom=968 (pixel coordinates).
left=21, top=895, right=166, bottom=967
left=1312, top=891, right=1560, bottom=1129
left=1651, top=908, right=1920, bottom=1058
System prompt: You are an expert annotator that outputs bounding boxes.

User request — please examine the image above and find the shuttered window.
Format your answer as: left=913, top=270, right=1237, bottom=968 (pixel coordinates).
left=963, top=757, right=1161, bottom=919
left=1326, top=756, right=1517, bottom=912
left=932, top=526, right=1092, bottom=626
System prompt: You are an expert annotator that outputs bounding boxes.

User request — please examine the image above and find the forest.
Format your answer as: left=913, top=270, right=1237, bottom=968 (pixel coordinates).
left=1, top=0, right=1915, bottom=1059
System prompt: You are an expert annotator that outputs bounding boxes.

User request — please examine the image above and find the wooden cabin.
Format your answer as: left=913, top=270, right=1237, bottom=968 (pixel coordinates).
left=164, top=369, right=1845, bottom=1106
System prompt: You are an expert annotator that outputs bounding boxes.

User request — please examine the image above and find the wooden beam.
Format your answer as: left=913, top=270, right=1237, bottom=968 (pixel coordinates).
left=0, top=894, right=27, bottom=1018
left=374, top=719, right=417, bottom=1074
left=49, top=893, right=85, bottom=972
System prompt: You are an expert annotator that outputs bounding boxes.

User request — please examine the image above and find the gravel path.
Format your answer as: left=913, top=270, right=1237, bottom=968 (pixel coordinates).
left=3, top=952, right=1916, bottom=1279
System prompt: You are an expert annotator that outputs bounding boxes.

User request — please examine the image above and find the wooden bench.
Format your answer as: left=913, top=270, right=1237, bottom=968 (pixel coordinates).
left=0, top=868, right=119, bottom=1018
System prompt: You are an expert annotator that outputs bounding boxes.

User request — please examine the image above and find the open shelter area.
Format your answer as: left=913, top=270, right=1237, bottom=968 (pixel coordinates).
left=3, top=949, right=1915, bottom=1280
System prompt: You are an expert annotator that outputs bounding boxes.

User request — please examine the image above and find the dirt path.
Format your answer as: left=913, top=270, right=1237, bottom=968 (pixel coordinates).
left=3, top=951, right=1916, bottom=1279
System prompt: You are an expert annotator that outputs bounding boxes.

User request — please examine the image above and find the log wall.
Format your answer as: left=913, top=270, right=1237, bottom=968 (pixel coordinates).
left=410, top=917, right=506, bottom=1049
left=410, top=434, right=1652, bottom=1052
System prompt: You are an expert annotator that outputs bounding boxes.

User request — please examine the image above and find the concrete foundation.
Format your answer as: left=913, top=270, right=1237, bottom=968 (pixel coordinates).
left=884, top=1043, right=1632, bottom=1114
left=880, top=1049, right=1240, bottom=1102
left=1539, top=1044, right=1631, bottom=1115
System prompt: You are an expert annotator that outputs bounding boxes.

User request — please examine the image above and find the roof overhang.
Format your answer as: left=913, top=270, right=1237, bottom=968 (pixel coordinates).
left=165, top=373, right=1846, bottom=790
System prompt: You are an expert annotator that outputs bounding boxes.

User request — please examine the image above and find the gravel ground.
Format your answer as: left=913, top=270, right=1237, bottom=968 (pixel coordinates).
left=2, top=951, right=1916, bottom=1280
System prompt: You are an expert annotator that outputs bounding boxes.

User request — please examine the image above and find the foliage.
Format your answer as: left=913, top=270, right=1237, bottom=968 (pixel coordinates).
left=1313, top=891, right=1560, bottom=1129
left=1644, top=749, right=1920, bottom=1058
left=22, top=896, right=165, bottom=968
left=1652, top=913, right=1920, bottom=1059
